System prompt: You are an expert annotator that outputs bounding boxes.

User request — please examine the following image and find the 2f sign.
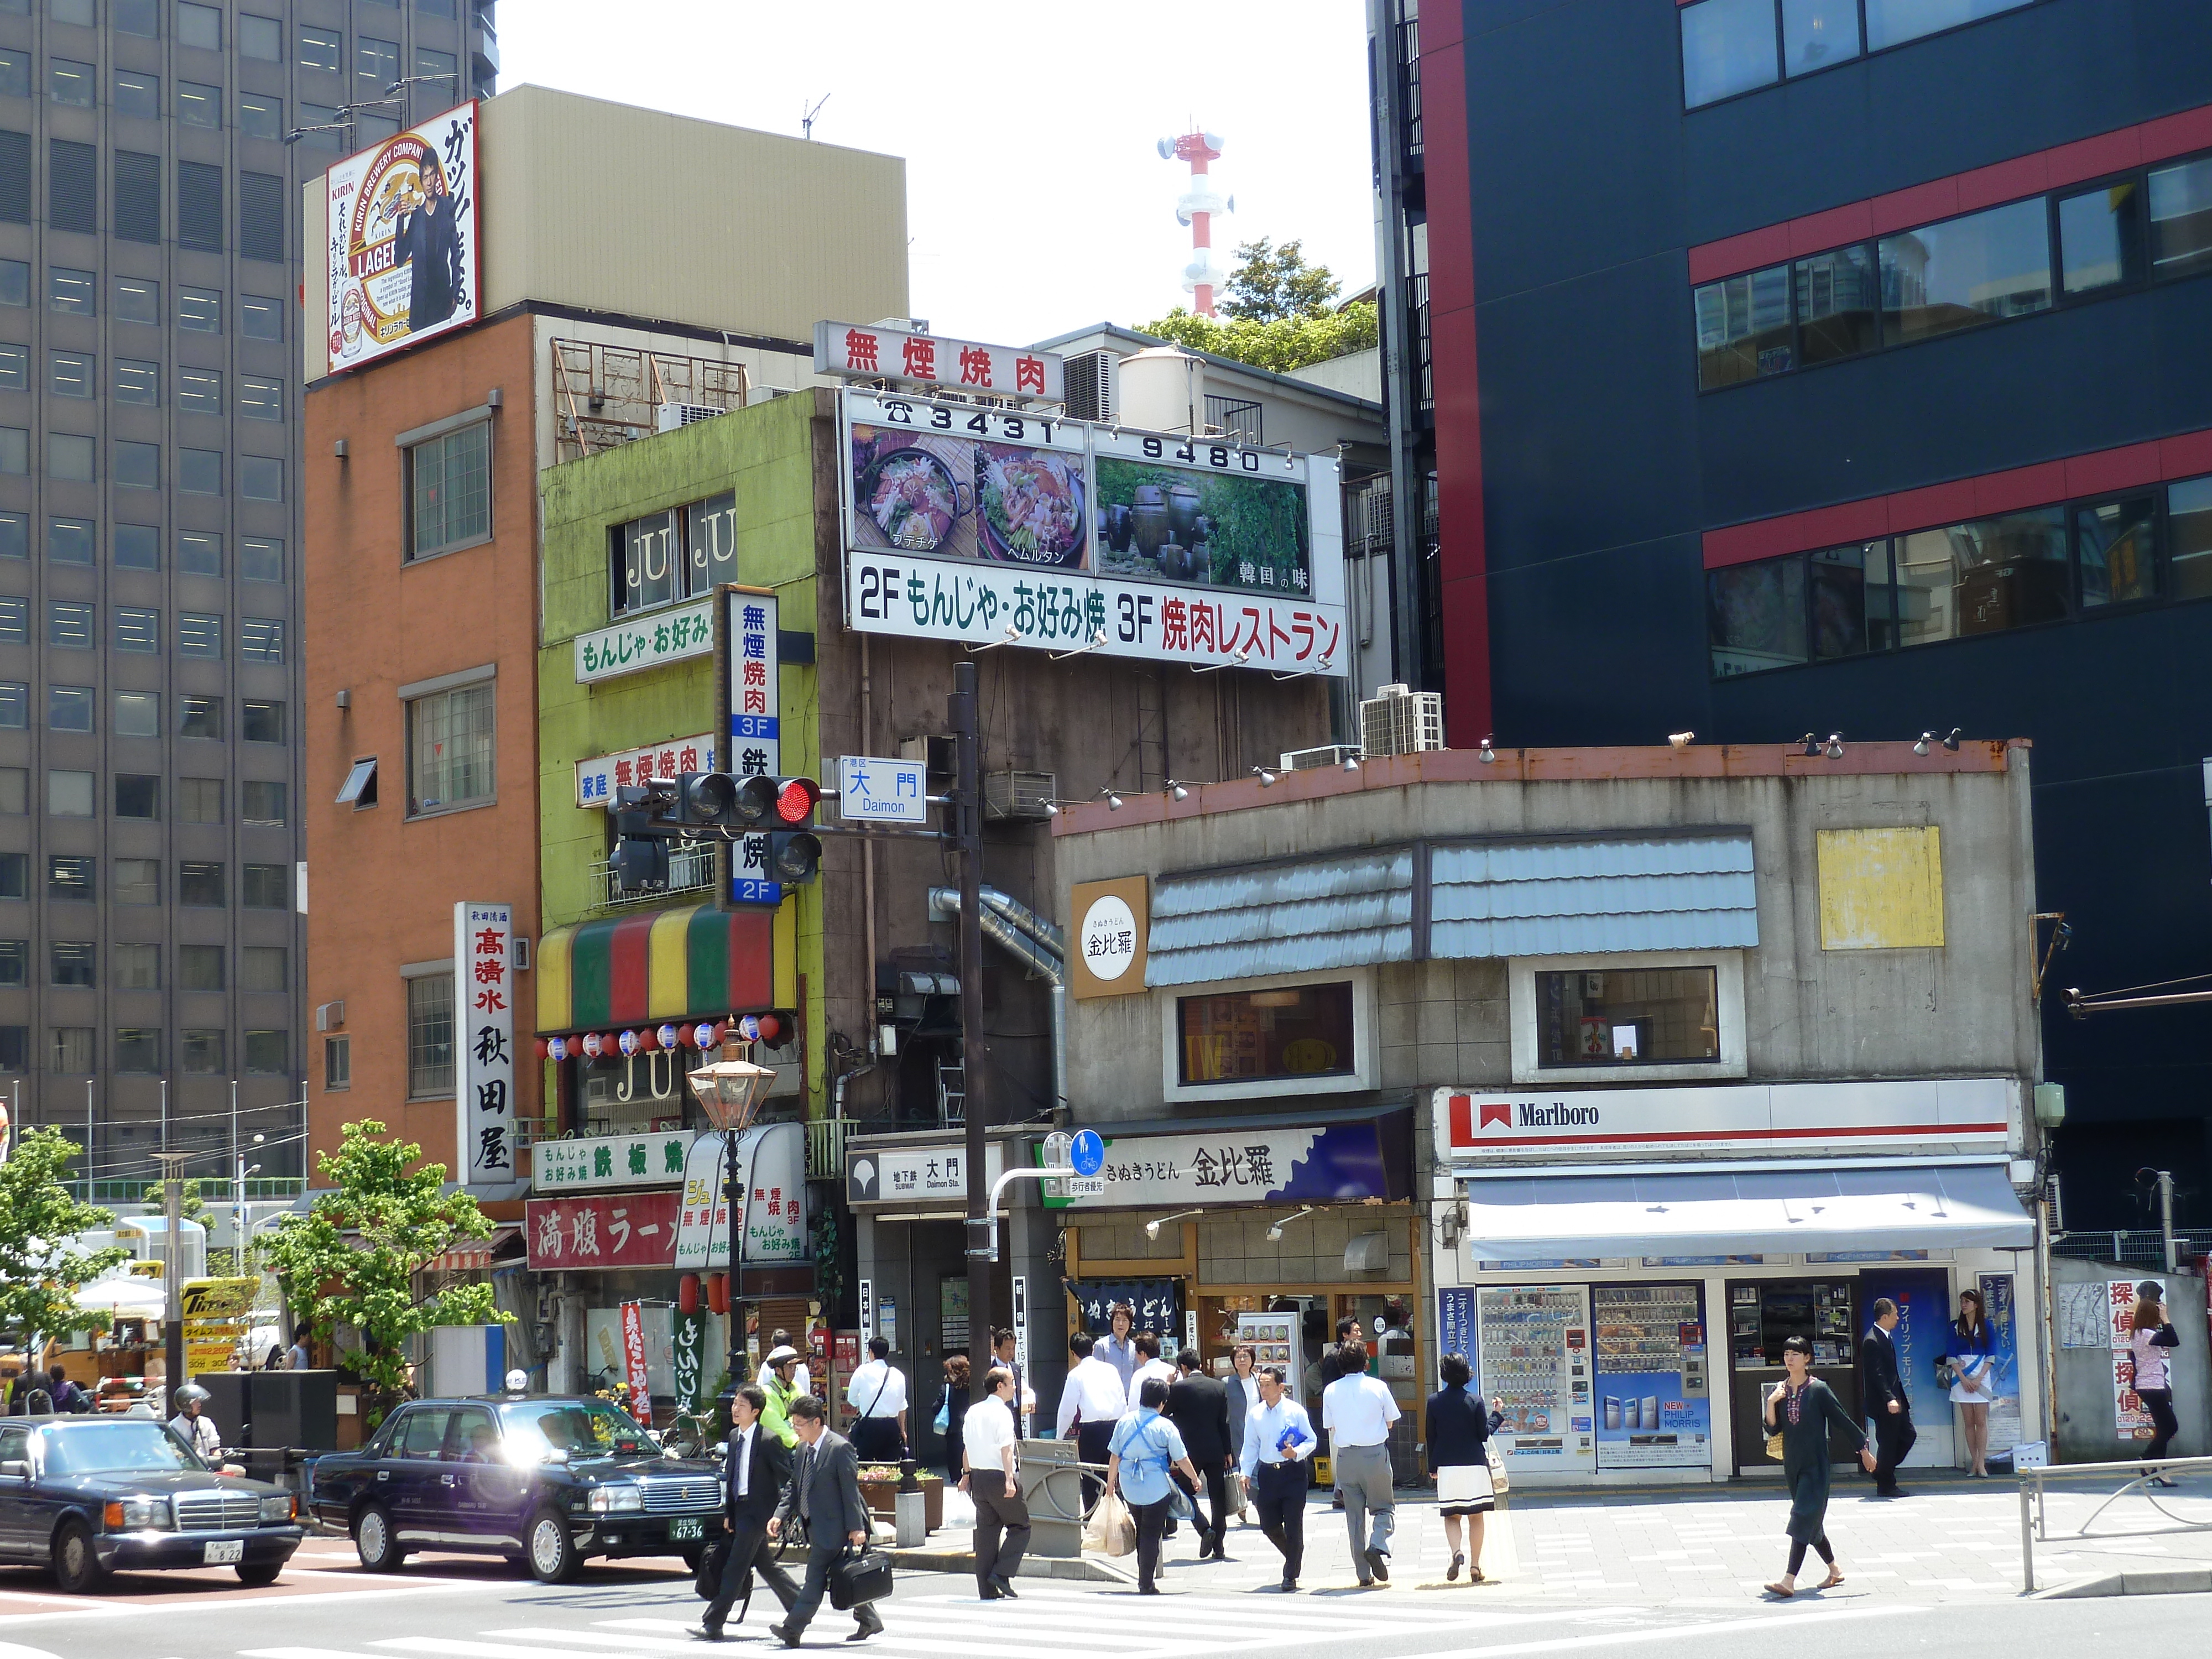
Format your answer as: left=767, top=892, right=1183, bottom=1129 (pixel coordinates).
left=837, top=756, right=927, bottom=825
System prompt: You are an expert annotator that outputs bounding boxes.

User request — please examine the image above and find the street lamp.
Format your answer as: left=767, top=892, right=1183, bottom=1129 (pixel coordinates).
left=684, top=1056, right=777, bottom=1366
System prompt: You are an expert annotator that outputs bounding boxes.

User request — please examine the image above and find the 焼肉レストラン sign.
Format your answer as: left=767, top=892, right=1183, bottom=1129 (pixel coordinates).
left=839, top=388, right=1345, bottom=674
left=816, top=320, right=1064, bottom=403
left=326, top=103, right=478, bottom=375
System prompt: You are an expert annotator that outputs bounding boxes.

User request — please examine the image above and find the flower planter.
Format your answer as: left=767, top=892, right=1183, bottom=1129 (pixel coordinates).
left=858, top=1474, right=942, bottom=1532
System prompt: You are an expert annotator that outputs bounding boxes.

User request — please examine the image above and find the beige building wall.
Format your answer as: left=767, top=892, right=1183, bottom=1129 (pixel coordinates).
left=305, top=85, right=908, bottom=379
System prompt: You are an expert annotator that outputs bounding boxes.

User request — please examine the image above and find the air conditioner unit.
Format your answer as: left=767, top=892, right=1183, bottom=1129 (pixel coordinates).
left=1063, top=350, right=1115, bottom=422
left=655, top=401, right=725, bottom=433
left=1280, top=744, right=1362, bottom=773
left=1359, top=684, right=1444, bottom=759
left=314, top=1000, right=345, bottom=1032
left=1344, top=1232, right=1390, bottom=1272
left=984, top=769, right=1056, bottom=822
left=899, top=734, right=957, bottom=779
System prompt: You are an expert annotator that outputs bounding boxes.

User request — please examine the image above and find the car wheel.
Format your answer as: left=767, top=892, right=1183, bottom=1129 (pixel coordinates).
left=52, top=1520, right=108, bottom=1594
left=526, top=1507, right=581, bottom=1584
left=353, top=1502, right=404, bottom=1573
left=235, top=1560, right=284, bottom=1588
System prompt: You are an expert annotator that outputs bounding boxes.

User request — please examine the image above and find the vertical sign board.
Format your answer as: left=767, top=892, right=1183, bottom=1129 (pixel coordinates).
left=717, top=587, right=784, bottom=906
left=326, top=103, right=479, bottom=375
left=859, top=1277, right=875, bottom=1341
left=455, top=902, right=514, bottom=1185
left=620, top=1301, right=653, bottom=1426
left=1011, top=1274, right=1030, bottom=1433
left=1979, top=1272, right=2023, bottom=1452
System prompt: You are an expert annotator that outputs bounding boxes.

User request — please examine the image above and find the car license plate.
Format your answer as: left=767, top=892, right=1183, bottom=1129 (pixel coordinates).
left=203, top=1540, right=244, bottom=1565
left=670, top=1517, right=705, bottom=1542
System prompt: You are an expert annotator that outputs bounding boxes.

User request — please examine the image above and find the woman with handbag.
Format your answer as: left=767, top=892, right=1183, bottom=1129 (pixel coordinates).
left=1105, top=1377, right=1203, bottom=1595
left=1426, top=1353, right=1505, bottom=1583
left=2128, top=1280, right=2184, bottom=1484
left=1225, top=1345, right=1260, bottom=1527
left=937, top=1355, right=972, bottom=1485
left=1763, top=1335, right=1878, bottom=1598
left=1941, top=1289, right=1997, bottom=1478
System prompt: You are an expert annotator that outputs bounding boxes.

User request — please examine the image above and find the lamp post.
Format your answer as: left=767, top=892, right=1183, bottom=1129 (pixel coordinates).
left=685, top=1053, right=776, bottom=1400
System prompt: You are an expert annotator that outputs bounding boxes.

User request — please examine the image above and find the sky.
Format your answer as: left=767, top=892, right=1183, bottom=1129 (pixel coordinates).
left=499, top=0, right=1377, bottom=345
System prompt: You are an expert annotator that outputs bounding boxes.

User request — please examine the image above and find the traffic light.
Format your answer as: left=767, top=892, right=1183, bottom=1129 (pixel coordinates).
left=675, top=771, right=739, bottom=827
left=766, top=829, right=822, bottom=884
left=611, top=794, right=669, bottom=895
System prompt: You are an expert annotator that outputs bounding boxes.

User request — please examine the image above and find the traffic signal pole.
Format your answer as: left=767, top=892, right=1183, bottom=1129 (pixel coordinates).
left=952, top=660, right=994, bottom=1405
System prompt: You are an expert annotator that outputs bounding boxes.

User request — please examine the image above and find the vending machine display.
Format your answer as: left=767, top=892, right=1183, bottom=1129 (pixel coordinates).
left=1478, top=1285, right=1595, bottom=1473
left=1592, top=1283, right=1712, bottom=1470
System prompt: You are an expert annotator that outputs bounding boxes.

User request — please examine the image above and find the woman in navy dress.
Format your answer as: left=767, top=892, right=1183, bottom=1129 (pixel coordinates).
left=1426, top=1353, right=1505, bottom=1583
left=1763, top=1335, right=1877, bottom=1598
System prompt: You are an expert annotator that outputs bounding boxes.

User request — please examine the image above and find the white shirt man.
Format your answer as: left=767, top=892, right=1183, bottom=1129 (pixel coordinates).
left=844, top=1353, right=909, bottom=1419
left=171, top=1407, right=221, bottom=1462
left=1321, top=1367, right=1401, bottom=1449
left=1130, top=1354, right=1178, bottom=1397
left=1055, top=1347, right=1128, bottom=1437
left=962, top=1386, right=1018, bottom=1481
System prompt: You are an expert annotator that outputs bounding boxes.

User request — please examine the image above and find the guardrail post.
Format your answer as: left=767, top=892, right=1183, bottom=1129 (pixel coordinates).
left=2020, top=1474, right=2036, bottom=1593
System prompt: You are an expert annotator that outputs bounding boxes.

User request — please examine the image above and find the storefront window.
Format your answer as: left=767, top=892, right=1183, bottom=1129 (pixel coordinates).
left=1176, top=982, right=1354, bottom=1086
left=1535, top=968, right=1719, bottom=1067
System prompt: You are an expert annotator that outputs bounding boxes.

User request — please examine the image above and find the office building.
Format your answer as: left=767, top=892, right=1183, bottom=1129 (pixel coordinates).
left=0, top=1, right=496, bottom=1182
left=1378, top=0, right=2212, bottom=1224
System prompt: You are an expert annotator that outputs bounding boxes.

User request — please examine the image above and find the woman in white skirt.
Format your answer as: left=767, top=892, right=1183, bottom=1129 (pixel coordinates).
left=1940, top=1288, right=1997, bottom=1477
left=1426, top=1353, right=1505, bottom=1582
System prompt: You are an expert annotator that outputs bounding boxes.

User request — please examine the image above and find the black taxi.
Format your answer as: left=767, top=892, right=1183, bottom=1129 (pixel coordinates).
left=307, top=1395, right=726, bottom=1583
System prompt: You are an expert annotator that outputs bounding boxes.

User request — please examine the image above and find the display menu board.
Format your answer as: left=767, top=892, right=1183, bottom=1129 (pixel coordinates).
left=1478, top=1285, right=1594, bottom=1472
left=1592, top=1284, right=1712, bottom=1469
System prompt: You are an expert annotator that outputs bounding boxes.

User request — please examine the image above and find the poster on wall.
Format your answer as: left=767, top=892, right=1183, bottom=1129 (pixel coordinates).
left=325, top=102, right=478, bottom=374
left=1591, top=1284, right=1712, bottom=1470
left=1437, top=1288, right=1478, bottom=1377
left=2107, top=1276, right=2154, bottom=1439
left=1858, top=1267, right=1953, bottom=1468
left=588, top=1303, right=675, bottom=1401
left=1978, top=1272, right=2023, bottom=1451
left=840, top=388, right=1346, bottom=674
left=1477, top=1285, right=1595, bottom=1473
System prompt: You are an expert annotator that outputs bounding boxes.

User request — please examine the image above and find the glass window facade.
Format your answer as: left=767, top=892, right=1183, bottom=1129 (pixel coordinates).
left=406, top=684, right=494, bottom=814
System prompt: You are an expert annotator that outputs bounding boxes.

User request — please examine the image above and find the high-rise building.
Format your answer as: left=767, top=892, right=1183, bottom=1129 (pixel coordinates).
left=1372, top=0, right=2212, bottom=1225
left=0, top=0, right=495, bottom=1188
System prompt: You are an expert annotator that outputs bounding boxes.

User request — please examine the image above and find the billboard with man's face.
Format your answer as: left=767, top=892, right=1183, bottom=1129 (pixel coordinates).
left=326, top=102, right=479, bottom=375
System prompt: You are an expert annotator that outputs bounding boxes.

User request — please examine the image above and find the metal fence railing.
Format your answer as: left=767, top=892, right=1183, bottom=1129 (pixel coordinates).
left=2052, top=1230, right=2212, bottom=1268
left=2018, top=1452, right=2212, bottom=1592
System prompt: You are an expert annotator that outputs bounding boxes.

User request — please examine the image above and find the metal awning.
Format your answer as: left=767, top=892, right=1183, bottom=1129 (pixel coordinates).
left=424, top=1226, right=521, bottom=1274
left=1459, top=1161, right=2033, bottom=1259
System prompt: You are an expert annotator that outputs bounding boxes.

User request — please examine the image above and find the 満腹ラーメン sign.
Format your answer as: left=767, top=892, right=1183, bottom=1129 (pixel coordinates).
left=1042, top=1110, right=1406, bottom=1210
left=325, top=103, right=478, bottom=374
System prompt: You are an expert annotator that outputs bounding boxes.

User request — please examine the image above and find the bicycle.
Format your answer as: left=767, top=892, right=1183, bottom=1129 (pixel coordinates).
left=661, top=1407, right=722, bottom=1460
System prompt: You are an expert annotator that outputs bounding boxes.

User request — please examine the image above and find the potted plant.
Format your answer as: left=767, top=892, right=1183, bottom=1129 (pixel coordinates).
left=856, top=1463, right=943, bottom=1532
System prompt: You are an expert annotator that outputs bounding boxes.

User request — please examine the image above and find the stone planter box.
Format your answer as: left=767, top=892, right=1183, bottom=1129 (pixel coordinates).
left=858, top=1475, right=942, bottom=1532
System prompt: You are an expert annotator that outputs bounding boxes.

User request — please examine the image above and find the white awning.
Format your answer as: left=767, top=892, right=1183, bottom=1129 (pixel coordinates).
left=1460, top=1161, right=2034, bottom=1259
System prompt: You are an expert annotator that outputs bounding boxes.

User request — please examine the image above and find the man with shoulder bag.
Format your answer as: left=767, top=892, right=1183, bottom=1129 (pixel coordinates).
left=694, top=1384, right=801, bottom=1642
left=768, top=1396, right=886, bottom=1646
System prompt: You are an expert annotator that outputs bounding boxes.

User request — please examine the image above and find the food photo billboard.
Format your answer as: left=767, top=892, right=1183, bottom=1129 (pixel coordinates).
left=839, top=388, right=1345, bottom=674
left=326, top=102, right=479, bottom=375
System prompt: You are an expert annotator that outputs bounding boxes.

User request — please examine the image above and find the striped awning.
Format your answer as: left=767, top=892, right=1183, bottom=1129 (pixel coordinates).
left=535, top=904, right=774, bottom=1035
left=424, top=1227, right=521, bottom=1274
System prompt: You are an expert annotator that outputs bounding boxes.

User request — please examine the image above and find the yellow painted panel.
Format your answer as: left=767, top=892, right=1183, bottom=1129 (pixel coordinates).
left=774, top=899, right=798, bottom=1009
left=1817, top=827, right=1945, bottom=950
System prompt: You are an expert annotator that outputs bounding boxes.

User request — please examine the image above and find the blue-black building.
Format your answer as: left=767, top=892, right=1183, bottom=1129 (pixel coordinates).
left=1376, top=0, right=2212, bottom=1227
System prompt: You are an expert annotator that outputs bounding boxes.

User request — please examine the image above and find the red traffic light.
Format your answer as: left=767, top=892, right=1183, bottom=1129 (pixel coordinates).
left=774, top=777, right=821, bottom=825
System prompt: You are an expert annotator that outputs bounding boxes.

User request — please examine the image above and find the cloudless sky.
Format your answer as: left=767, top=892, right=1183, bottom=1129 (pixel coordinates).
left=499, top=1, right=1376, bottom=345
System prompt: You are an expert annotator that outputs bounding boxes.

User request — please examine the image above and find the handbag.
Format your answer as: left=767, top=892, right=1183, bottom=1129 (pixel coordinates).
left=1482, top=1438, right=1510, bottom=1494
left=1765, top=1431, right=1786, bottom=1462
left=932, top=1395, right=951, bottom=1435
left=1167, top=1479, right=1196, bottom=1523
left=693, top=1537, right=730, bottom=1601
left=827, top=1544, right=893, bottom=1611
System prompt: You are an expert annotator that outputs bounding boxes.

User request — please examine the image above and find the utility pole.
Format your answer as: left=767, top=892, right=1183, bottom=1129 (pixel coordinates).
left=953, top=660, right=993, bottom=1400
left=154, top=1150, right=188, bottom=1410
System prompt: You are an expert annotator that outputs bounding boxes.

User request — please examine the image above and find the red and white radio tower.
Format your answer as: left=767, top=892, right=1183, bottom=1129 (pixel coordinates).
left=1158, top=129, right=1233, bottom=316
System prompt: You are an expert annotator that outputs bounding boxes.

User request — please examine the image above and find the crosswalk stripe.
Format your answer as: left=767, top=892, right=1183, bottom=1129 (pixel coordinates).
left=481, top=1635, right=702, bottom=1655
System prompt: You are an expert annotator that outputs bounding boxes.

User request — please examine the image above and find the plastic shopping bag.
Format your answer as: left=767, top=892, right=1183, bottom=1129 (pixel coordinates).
left=1084, top=1490, right=1136, bottom=1557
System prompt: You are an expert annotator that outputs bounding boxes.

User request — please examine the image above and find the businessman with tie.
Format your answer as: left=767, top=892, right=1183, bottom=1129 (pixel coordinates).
left=1860, top=1297, right=1917, bottom=1497
left=695, top=1384, right=800, bottom=1641
left=768, top=1396, right=883, bottom=1646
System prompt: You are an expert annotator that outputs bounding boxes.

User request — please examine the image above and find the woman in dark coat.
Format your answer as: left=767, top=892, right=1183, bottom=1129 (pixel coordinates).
left=940, top=1354, right=971, bottom=1485
left=1763, top=1334, right=1877, bottom=1597
left=1427, top=1352, right=1506, bottom=1582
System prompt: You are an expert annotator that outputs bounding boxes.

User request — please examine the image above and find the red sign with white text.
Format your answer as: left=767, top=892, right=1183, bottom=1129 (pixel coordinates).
left=524, top=1190, right=682, bottom=1270
left=620, top=1301, right=653, bottom=1426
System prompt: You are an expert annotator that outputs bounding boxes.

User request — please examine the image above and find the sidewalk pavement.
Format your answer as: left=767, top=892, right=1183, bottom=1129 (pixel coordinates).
left=907, top=1468, right=2212, bottom=1603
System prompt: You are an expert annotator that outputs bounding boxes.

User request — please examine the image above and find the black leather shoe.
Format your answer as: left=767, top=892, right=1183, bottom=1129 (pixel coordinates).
left=992, top=1575, right=1019, bottom=1599
left=849, top=1605, right=885, bottom=1641
left=1368, top=1548, right=1390, bottom=1583
left=979, top=1583, right=1001, bottom=1600
left=768, top=1624, right=803, bottom=1648
left=691, top=1628, right=726, bottom=1643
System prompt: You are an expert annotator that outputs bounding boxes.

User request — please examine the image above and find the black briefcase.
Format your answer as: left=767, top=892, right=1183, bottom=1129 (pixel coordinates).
left=693, top=1538, right=729, bottom=1600
left=828, top=1545, right=893, bottom=1610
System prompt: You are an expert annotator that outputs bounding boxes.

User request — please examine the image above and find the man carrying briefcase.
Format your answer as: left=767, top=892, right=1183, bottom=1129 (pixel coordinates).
left=766, top=1396, right=886, bottom=1646
left=693, top=1384, right=801, bottom=1641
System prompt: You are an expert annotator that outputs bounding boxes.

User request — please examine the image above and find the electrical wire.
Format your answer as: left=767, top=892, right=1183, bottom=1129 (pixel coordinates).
left=2074, top=970, right=2212, bottom=1001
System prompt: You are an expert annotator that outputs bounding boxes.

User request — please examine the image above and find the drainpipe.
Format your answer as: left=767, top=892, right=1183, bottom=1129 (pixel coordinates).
left=930, top=886, right=1066, bottom=1116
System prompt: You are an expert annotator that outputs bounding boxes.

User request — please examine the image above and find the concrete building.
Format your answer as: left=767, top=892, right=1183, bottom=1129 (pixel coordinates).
left=300, top=81, right=908, bottom=1250
left=0, top=1, right=495, bottom=1188
left=1373, top=0, right=2212, bottom=1226
left=1050, top=737, right=2048, bottom=1486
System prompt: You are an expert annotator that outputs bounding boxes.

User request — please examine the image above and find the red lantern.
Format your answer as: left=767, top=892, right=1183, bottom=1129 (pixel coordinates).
left=638, top=1027, right=659, bottom=1052
left=534, top=1038, right=550, bottom=1059
left=679, top=1274, right=700, bottom=1316
left=707, top=1273, right=729, bottom=1315
left=755, top=1013, right=782, bottom=1045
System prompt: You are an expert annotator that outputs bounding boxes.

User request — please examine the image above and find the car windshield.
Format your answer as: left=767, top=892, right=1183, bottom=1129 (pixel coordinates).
left=498, top=1400, right=655, bottom=1459
left=39, top=1422, right=204, bottom=1475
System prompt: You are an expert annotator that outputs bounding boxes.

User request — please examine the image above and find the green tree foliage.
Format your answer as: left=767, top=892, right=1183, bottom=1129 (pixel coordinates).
left=143, top=1178, right=211, bottom=1226
left=1134, top=304, right=1378, bottom=375
left=0, top=1129, right=129, bottom=1343
left=258, top=1120, right=510, bottom=1400
left=1218, top=237, right=1341, bottom=323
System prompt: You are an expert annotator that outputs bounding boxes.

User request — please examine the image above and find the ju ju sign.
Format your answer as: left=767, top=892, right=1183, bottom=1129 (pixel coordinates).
left=455, top=901, right=515, bottom=1185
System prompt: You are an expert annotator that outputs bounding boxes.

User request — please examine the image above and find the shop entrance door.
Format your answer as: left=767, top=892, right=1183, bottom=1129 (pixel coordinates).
left=1725, top=1279, right=1862, bottom=1476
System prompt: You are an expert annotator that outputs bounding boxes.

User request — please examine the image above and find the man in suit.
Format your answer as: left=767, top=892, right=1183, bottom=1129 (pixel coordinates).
left=768, top=1396, right=883, bottom=1646
left=1860, top=1297, right=1917, bottom=1497
left=1164, top=1348, right=1234, bottom=1560
left=695, top=1384, right=800, bottom=1641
